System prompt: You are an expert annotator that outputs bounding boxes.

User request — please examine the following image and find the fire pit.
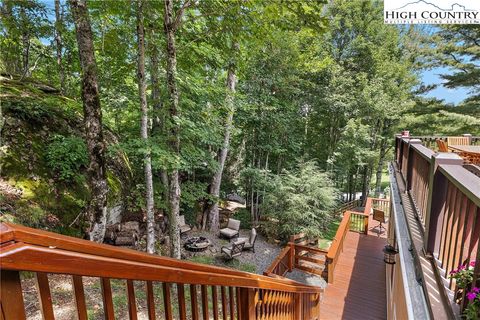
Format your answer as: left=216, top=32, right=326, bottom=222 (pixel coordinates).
left=184, top=236, right=211, bottom=252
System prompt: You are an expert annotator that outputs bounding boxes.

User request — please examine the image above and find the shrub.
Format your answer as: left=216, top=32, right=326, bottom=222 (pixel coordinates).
left=262, top=161, right=338, bottom=242
left=45, top=135, right=88, bottom=181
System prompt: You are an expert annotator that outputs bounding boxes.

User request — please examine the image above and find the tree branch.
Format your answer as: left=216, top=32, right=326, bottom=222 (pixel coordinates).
left=173, top=0, right=192, bottom=31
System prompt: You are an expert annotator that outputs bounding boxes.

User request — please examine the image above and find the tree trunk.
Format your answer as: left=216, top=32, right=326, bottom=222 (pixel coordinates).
left=55, top=0, right=65, bottom=94
left=149, top=25, right=170, bottom=214
left=361, top=166, right=370, bottom=205
left=164, top=0, right=186, bottom=259
left=150, top=30, right=163, bottom=136
left=205, top=52, right=237, bottom=231
left=20, top=6, right=30, bottom=80
left=70, top=0, right=108, bottom=243
left=374, top=139, right=388, bottom=197
left=136, top=0, right=156, bottom=254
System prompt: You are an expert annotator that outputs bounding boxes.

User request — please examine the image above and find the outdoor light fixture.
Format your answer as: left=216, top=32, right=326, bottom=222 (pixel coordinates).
left=383, top=245, right=398, bottom=265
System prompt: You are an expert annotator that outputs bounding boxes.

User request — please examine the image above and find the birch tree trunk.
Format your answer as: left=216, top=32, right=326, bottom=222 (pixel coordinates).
left=55, top=0, right=65, bottom=94
left=149, top=26, right=170, bottom=214
left=70, top=0, right=108, bottom=243
left=136, top=0, right=156, bottom=254
left=205, top=58, right=237, bottom=231
left=20, top=6, right=30, bottom=80
left=164, top=0, right=188, bottom=259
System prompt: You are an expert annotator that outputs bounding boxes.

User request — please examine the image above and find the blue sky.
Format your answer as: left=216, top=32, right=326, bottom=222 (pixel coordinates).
left=421, top=67, right=470, bottom=105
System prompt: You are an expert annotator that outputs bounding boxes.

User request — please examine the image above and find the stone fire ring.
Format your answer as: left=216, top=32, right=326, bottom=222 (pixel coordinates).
left=184, top=236, right=211, bottom=252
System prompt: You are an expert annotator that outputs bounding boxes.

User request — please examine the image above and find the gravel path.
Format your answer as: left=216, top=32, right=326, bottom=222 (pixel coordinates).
left=286, top=270, right=328, bottom=289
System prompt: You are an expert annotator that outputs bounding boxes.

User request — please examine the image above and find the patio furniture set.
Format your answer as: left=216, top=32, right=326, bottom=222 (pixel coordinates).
left=180, top=216, right=257, bottom=260
left=436, top=136, right=480, bottom=165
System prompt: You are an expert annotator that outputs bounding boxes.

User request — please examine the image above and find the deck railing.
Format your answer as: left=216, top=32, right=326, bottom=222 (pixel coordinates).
left=394, top=135, right=480, bottom=312
left=0, top=222, right=322, bottom=320
left=266, top=197, right=390, bottom=285
left=400, top=135, right=480, bottom=150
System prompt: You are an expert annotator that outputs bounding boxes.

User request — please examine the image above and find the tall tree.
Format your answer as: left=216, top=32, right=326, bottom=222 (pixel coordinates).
left=204, top=42, right=238, bottom=231
left=69, top=0, right=109, bottom=242
left=54, top=0, right=65, bottom=94
left=147, top=9, right=169, bottom=217
left=136, top=0, right=155, bottom=254
left=424, top=25, right=480, bottom=103
left=163, top=0, right=190, bottom=259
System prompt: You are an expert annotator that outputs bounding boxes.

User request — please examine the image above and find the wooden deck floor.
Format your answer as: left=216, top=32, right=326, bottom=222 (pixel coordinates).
left=319, top=231, right=387, bottom=320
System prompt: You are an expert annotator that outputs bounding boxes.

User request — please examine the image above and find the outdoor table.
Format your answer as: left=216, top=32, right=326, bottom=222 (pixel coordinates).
left=448, top=145, right=480, bottom=164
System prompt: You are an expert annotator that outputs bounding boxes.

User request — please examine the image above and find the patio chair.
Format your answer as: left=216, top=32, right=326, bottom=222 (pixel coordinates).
left=219, top=218, right=240, bottom=239
left=436, top=139, right=449, bottom=152
left=221, top=239, right=245, bottom=260
left=237, top=228, right=257, bottom=252
left=372, top=209, right=386, bottom=234
left=178, top=215, right=191, bottom=234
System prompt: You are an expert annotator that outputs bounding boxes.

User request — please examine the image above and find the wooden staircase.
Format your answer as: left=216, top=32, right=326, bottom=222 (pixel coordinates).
left=0, top=222, right=322, bottom=320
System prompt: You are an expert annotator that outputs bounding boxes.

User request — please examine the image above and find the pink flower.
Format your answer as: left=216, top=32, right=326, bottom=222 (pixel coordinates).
left=470, top=261, right=476, bottom=267
left=467, top=292, right=476, bottom=301
left=472, top=287, right=480, bottom=293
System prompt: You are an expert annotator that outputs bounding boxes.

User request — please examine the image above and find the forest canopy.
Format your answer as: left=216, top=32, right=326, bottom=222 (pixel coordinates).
left=1, top=0, right=478, bottom=257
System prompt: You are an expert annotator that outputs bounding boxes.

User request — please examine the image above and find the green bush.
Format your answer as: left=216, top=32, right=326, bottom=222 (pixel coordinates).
left=262, top=161, right=338, bottom=242
left=45, top=135, right=88, bottom=181
left=234, top=208, right=252, bottom=230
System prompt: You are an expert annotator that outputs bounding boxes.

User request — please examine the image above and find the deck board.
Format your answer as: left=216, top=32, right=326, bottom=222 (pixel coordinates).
left=320, top=231, right=387, bottom=320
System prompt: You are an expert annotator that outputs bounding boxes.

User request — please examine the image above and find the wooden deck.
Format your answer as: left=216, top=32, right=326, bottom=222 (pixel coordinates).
left=320, top=231, right=387, bottom=320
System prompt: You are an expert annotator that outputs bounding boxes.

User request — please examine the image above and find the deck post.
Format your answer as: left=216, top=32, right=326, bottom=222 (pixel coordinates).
left=406, top=139, right=422, bottom=191
left=424, top=152, right=463, bottom=254
left=0, top=270, right=26, bottom=320
left=462, top=133, right=472, bottom=145
left=238, top=288, right=256, bottom=320
left=289, top=242, right=295, bottom=271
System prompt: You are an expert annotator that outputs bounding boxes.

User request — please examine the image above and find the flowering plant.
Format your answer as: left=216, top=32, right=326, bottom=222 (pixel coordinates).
left=464, top=287, right=480, bottom=320
left=449, top=261, right=475, bottom=289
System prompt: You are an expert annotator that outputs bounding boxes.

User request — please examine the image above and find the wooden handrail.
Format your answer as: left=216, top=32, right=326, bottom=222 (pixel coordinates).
left=0, top=222, right=323, bottom=320
left=326, top=211, right=351, bottom=261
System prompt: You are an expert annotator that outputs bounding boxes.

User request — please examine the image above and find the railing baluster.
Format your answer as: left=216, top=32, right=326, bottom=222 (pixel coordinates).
left=72, top=275, right=88, bottom=320
left=229, top=286, right=235, bottom=320
left=162, top=283, right=173, bottom=320
left=126, top=280, right=138, bottom=320
left=0, top=270, right=26, bottom=320
left=190, top=284, right=199, bottom=320
left=236, top=287, right=241, bottom=319
left=101, top=278, right=115, bottom=320
left=146, top=281, right=156, bottom=320
left=221, top=286, right=228, bottom=320
left=201, top=285, right=209, bottom=320
left=35, top=272, right=54, bottom=320
left=177, top=283, right=186, bottom=320
left=211, top=285, right=219, bottom=320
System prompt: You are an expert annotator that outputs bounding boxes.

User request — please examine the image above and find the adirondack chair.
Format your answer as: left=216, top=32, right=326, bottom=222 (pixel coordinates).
left=447, top=136, right=470, bottom=146
left=436, top=139, right=449, bottom=152
left=221, top=239, right=245, bottom=260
